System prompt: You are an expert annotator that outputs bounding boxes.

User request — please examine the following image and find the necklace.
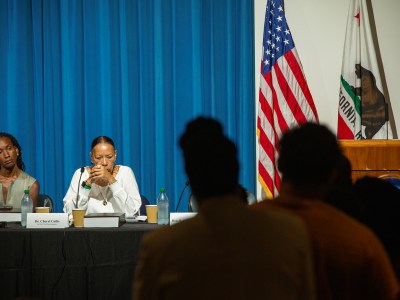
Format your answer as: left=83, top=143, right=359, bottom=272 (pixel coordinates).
left=101, top=191, right=108, bottom=206
left=0, top=169, right=20, bottom=183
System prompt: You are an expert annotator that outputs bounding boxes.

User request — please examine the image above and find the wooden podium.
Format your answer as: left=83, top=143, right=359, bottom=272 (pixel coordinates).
left=339, top=140, right=400, bottom=181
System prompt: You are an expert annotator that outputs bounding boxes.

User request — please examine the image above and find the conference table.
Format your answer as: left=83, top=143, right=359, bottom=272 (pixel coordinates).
left=0, top=222, right=160, bottom=300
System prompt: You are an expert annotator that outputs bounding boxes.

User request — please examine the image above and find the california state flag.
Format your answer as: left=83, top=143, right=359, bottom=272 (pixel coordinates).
left=338, top=0, right=392, bottom=139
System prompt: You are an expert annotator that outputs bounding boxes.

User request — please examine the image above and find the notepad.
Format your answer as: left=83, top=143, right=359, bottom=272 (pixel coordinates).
left=125, top=216, right=147, bottom=223
left=84, top=213, right=125, bottom=228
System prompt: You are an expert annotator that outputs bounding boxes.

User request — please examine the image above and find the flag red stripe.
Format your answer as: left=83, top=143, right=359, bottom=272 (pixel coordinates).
left=257, top=116, right=282, bottom=198
left=273, top=62, right=308, bottom=124
left=257, top=116, right=272, bottom=152
left=264, top=72, right=290, bottom=134
left=257, top=116, right=274, bottom=160
left=258, top=160, right=275, bottom=198
left=285, top=51, right=319, bottom=122
left=258, top=83, right=273, bottom=127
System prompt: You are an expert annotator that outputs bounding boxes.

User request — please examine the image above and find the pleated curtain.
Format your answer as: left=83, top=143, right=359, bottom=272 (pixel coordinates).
left=0, top=0, right=255, bottom=212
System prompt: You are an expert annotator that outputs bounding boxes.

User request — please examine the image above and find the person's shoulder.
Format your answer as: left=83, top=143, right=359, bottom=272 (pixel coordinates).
left=314, top=200, right=368, bottom=227
left=307, top=200, right=385, bottom=246
left=19, top=171, right=36, bottom=182
left=74, top=167, right=89, bottom=174
left=244, top=206, right=312, bottom=250
left=143, top=215, right=200, bottom=246
left=250, top=205, right=307, bottom=232
left=117, top=165, right=133, bottom=173
left=249, top=199, right=314, bottom=238
left=250, top=198, right=278, bottom=209
left=249, top=198, right=296, bottom=218
left=118, top=165, right=130, bottom=169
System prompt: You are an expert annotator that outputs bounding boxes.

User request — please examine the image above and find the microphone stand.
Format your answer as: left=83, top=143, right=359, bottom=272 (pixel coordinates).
left=175, top=180, right=190, bottom=212
left=75, top=167, right=85, bottom=208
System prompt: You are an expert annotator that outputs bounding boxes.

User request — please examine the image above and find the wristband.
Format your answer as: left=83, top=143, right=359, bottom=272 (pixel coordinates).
left=82, top=181, right=91, bottom=190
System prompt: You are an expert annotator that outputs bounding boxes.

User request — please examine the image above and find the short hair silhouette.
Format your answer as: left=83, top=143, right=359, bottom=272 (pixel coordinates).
left=334, top=154, right=353, bottom=189
left=278, top=123, right=341, bottom=197
left=179, top=117, right=239, bottom=200
left=324, top=154, right=366, bottom=222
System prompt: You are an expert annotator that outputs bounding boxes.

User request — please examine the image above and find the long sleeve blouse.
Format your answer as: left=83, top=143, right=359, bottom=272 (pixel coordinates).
left=63, top=165, right=141, bottom=221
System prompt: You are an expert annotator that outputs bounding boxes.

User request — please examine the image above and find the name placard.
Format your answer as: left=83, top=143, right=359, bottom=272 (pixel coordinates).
left=0, top=212, right=21, bottom=222
left=27, top=213, right=69, bottom=228
left=170, top=212, right=197, bottom=226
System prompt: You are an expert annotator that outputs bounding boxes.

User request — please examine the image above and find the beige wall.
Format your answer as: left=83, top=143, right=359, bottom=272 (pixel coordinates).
left=254, top=0, right=400, bottom=198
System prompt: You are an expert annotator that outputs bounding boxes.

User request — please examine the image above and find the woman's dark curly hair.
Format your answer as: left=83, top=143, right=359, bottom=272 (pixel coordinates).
left=0, top=132, right=25, bottom=171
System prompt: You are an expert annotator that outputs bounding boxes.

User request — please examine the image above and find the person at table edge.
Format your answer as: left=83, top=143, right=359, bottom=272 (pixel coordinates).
left=0, top=132, right=40, bottom=208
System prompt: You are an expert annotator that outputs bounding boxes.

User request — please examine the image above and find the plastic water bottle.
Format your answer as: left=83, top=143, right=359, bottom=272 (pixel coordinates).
left=157, top=187, right=169, bottom=225
left=21, top=189, right=33, bottom=227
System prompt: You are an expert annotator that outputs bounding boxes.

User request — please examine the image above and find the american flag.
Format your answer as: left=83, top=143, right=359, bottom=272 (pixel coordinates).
left=257, top=0, right=319, bottom=198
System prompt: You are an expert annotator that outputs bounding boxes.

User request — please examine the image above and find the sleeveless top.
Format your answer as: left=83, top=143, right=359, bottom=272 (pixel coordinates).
left=0, top=171, right=36, bottom=209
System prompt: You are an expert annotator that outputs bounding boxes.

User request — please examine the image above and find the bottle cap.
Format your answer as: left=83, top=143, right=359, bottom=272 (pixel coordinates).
left=160, top=187, right=165, bottom=192
left=24, top=189, right=29, bottom=194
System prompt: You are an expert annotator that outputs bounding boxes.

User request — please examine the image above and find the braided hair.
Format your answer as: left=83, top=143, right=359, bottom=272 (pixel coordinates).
left=0, top=132, right=25, bottom=171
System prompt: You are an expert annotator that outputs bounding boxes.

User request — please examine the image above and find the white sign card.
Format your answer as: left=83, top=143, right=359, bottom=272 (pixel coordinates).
left=27, top=213, right=69, bottom=228
left=169, top=212, right=197, bottom=226
left=0, top=212, right=21, bottom=222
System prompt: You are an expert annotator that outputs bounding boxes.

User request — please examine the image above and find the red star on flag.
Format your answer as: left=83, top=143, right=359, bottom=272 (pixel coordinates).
left=354, top=11, right=360, bottom=26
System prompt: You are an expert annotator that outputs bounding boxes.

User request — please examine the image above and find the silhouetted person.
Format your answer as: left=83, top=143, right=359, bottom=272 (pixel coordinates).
left=324, top=154, right=366, bottom=222
left=133, top=117, right=316, bottom=300
left=353, top=176, right=400, bottom=280
left=189, top=184, right=256, bottom=212
left=252, top=123, right=399, bottom=300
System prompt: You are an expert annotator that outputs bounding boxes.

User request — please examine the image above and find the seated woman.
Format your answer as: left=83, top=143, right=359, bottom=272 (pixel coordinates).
left=0, top=132, right=40, bottom=208
left=63, top=136, right=141, bottom=222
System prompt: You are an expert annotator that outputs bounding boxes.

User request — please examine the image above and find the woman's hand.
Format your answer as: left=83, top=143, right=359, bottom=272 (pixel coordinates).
left=89, top=165, right=115, bottom=186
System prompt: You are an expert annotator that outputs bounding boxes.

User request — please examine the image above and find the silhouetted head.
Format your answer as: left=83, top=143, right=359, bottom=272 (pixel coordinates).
left=324, top=154, right=366, bottom=222
left=179, top=117, right=239, bottom=201
left=334, top=154, right=353, bottom=189
left=278, top=123, right=341, bottom=198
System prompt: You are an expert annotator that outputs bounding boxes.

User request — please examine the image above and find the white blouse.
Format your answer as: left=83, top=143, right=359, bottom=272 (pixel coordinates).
left=63, top=165, right=141, bottom=221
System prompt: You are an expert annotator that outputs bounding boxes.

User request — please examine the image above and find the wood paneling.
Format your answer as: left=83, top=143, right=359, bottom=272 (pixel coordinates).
left=339, top=140, right=400, bottom=181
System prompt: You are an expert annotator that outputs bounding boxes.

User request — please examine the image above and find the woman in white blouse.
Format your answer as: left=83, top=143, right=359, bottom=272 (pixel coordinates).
left=63, top=136, right=141, bottom=222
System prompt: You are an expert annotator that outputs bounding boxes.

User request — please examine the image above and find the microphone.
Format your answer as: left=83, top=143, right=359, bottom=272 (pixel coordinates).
left=75, top=167, right=85, bottom=208
left=175, top=180, right=190, bottom=212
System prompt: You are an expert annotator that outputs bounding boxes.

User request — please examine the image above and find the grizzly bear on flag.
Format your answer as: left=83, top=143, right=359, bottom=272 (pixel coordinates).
left=351, top=64, right=388, bottom=139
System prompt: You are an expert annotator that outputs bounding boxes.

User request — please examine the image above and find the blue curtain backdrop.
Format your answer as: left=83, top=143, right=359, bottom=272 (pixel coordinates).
left=0, top=0, right=255, bottom=212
